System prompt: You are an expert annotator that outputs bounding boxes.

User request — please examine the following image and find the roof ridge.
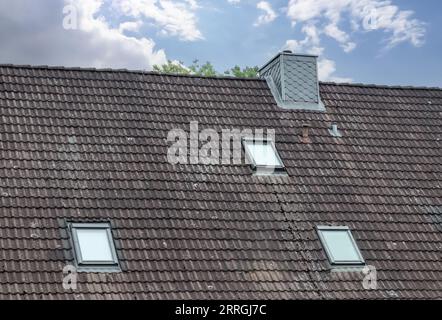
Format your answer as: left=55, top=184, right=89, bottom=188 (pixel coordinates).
left=1, top=63, right=441, bottom=90
left=0, top=63, right=262, bottom=82
left=320, top=81, right=442, bottom=91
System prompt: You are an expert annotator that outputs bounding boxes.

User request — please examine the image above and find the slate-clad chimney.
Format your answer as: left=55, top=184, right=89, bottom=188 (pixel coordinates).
left=259, top=51, right=325, bottom=111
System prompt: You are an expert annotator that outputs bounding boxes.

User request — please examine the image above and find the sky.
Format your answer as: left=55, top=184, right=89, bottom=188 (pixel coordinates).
left=0, top=0, right=440, bottom=86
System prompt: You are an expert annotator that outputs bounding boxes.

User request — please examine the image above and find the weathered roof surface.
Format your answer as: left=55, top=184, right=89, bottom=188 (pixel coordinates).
left=0, top=64, right=441, bottom=300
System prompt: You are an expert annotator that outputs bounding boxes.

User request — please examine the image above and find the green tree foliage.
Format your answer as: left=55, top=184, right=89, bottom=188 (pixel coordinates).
left=224, top=65, right=259, bottom=78
left=188, top=60, right=218, bottom=77
left=153, top=60, right=191, bottom=75
left=153, top=60, right=258, bottom=78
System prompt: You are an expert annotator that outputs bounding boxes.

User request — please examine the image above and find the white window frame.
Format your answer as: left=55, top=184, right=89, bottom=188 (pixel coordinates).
left=70, top=222, right=119, bottom=268
left=317, top=226, right=365, bottom=266
left=242, top=137, right=285, bottom=171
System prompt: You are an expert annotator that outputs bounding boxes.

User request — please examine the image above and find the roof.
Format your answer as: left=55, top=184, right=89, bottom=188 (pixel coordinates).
left=0, top=64, right=441, bottom=299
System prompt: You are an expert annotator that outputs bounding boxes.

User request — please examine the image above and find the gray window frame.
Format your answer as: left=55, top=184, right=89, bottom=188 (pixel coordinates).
left=242, top=137, right=285, bottom=171
left=70, top=222, right=120, bottom=268
left=317, top=226, right=365, bottom=266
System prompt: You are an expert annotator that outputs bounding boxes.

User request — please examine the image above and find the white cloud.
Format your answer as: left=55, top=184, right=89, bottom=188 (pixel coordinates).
left=324, top=23, right=356, bottom=52
left=227, top=0, right=240, bottom=4
left=318, top=58, right=352, bottom=83
left=285, top=24, right=324, bottom=55
left=70, top=0, right=167, bottom=69
left=115, top=0, right=203, bottom=41
left=284, top=25, right=351, bottom=82
left=286, top=0, right=425, bottom=50
left=0, top=0, right=169, bottom=70
left=254, top=1, right=277, bottom=26
left=284, top=0, right=425, bottom=82
left=118, top=20, right=143, bottom=33
left=185, top=0, right=199, bottom=10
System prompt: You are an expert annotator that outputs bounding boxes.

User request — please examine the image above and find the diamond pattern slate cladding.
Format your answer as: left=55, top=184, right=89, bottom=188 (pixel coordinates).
left=283, top=56, right=318, bottom=103
left=260, top=56, right=282, bottom=98
left=0, top=64, right=441, bottom=300
left=259, top=53, right=320, bottom=104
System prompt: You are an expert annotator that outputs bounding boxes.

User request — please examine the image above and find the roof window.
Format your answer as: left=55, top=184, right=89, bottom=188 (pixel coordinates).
left=70, top=222, right=120, bottom=271
left=317, top=226, right=365, bottom=266
left=242, top=138, right=284, bottom=173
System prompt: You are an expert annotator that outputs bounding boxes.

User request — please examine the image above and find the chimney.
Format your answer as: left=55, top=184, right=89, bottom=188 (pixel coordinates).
left=259, top=51, right=325, bottom=111
left=301, top=123, right=312, bottom=144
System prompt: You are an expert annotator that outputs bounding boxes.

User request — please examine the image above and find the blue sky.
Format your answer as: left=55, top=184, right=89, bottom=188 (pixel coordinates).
left=0, top=0, right=440, bottom=86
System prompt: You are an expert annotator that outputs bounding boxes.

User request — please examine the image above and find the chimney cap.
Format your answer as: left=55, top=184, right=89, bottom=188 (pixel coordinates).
left=260, top=52, right=319, bottom=74
left=281, top=50, right=317, bottom=57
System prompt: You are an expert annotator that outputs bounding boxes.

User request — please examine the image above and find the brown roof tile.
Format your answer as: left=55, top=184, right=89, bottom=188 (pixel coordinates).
left=0, top=64, right=441, bottom=299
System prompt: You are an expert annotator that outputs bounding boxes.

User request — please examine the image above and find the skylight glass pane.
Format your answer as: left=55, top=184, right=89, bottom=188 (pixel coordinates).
left=76, top=229, right=113, bottom=262
left=245, top=141, right=282, bottom=167
left=321, top=230, right=361, bottom=262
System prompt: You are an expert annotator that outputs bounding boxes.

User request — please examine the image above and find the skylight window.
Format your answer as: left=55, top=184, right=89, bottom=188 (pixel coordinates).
left=242, top=138, right=284, bottom=172
left=70, top=223, right=119, bottom=269
left=317, top=226, right=365, bottom=266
